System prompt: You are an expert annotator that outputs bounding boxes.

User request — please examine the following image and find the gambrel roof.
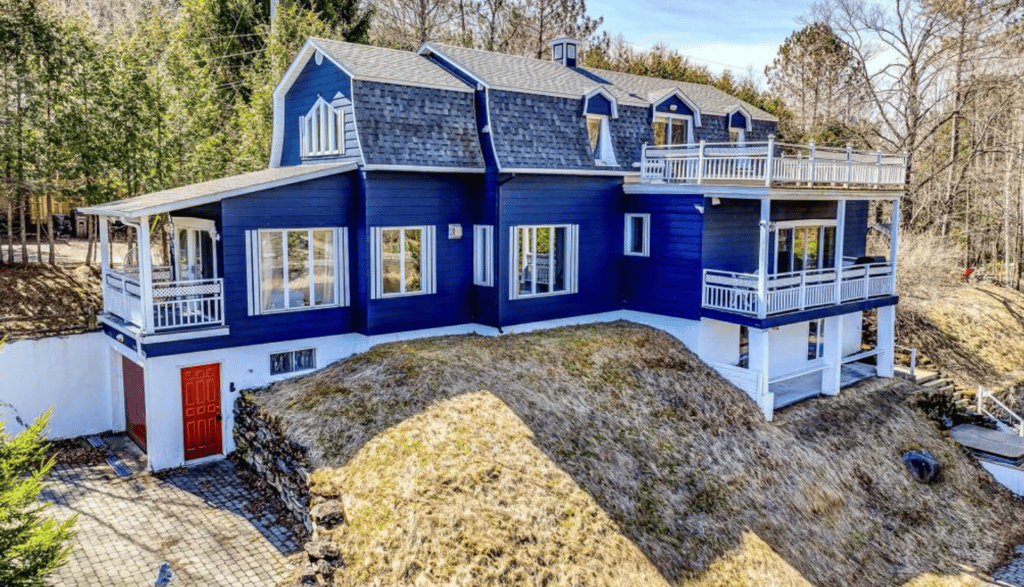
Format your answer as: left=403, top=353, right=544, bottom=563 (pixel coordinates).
left=420, top=43, right=777, bottom=121
left=309, top=38, right=473, bottom=93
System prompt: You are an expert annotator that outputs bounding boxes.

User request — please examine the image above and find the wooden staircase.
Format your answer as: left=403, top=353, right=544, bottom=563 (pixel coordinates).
left=895, top=354, right=958, bottom=394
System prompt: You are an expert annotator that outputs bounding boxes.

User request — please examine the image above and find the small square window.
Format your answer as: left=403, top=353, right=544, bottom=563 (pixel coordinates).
left=624, top=213, right=650, bottom=257
left=270, top=348, right=316, bottom=376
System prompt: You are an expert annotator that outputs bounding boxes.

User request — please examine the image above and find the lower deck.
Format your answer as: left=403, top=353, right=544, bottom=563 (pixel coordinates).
left=772, top=361, right=876, bottom=409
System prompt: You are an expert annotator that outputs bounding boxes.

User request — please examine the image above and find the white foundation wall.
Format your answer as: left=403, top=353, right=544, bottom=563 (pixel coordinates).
left=842, top=312, right=863, bottom=356
left=139, top=333, right=369, bottom=471
left=980, top=460, right=1024, bottom=496
left=698, top=318, right=740, bottom=365
left=0, top=332, right=112, bottom=439
left=769, top=322, right=812, bottom=378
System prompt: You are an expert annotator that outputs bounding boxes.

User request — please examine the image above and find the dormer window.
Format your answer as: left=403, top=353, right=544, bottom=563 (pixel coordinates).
left=652, top=115, right=693, bottom=146
left=298, top=96, right=344, bottom=158
left=728, top=107, right=752, bottom=145
left=586, top=115, right=617, bottom=166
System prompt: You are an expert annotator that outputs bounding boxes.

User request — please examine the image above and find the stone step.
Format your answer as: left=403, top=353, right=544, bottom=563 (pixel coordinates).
left=914, top=370, right=940, bottom=385
left=923, top=377, right=954, bottom=390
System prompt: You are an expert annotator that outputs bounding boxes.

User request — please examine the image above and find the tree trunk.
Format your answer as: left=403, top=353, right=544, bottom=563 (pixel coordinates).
left=85, top=215, right=95, bottom=266
left=46, top=190, right=54, bottom=264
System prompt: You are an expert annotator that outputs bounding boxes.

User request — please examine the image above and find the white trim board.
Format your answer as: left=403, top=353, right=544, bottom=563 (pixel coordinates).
left=362, top=164, right=484, bottom=174
left=502, top=168, right=639, bottom=177
left=623, top=183, right=904, bottom=200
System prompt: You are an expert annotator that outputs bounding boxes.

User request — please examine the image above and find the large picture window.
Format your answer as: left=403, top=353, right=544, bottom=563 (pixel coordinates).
left=370, top=226, right=437, bottom=299
left=773, top=221, right=837, bottom=274
left=509, top=224, right=579, bottom=299
left=246, top=228, right=348, bottom=315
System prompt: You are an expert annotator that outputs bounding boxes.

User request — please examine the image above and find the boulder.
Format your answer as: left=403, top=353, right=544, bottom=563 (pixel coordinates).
left=310, top=499, right=345, bottom=529
left=902, top=450, right=941, bottom=483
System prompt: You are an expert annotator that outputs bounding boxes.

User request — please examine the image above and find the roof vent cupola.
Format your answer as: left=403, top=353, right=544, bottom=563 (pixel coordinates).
left=548, top=37, right=581, bottom=67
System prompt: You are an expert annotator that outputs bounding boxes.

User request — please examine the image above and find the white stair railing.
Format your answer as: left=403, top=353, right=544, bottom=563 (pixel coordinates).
left=977, top=386, right=1024, bottom=437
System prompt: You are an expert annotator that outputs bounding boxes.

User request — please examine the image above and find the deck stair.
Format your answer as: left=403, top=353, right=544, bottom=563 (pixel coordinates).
left=894, top=352, right=959, bottom=394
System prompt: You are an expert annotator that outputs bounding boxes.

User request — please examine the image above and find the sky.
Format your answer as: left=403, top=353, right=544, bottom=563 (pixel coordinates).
left=586, top=0, right=815, bottom=83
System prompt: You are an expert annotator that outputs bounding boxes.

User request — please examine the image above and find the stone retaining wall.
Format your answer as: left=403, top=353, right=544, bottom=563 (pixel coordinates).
left=233, top=394, right=314, bottom=530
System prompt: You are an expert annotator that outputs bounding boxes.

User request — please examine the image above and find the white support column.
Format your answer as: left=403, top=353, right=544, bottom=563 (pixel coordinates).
left=757, top=199, right=771, bottom=319
left=834, top=200, right=845, bottom=304
left=99, top=216, right=110, bottom=273
left=748, top=327, right=774, bottom=421
left=138, top=215, right=154, bottom=334
left=890, top=199, right=900, bottom=295
left=877, top=305, right=896, bottom=378
left=821, top=315, right=844, bottom=396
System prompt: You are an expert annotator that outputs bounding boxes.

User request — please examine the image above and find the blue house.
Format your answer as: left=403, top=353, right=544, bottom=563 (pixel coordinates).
left=82, top=38, right=905, bottom=471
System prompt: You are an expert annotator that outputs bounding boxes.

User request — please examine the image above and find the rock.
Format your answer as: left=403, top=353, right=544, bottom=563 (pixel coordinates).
left=314, top=558, right=336, bottom=578
left=902, top=450, right=941, bottom=483
left=304, top=537, right=340, bottom=561
left=296, top=564, right=318, bottom=586
left=310, top=500, right=345, bottom=529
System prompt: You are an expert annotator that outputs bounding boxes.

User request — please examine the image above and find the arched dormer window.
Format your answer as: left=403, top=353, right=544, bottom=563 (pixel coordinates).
left=727, top=106, right=752, bottom=145
left=650, top=89, right=702, bottom=146
left=299, top=96, right=345, bottom=158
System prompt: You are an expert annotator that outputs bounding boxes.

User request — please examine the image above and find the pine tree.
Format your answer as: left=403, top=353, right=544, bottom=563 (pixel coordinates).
left=0, top=409, right=76, bottom=587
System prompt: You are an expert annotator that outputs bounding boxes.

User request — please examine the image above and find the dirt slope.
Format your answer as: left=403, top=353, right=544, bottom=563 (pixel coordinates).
left=0, top=264, right=102, bottom=340
left=248, top=322, right=1024, bottom=587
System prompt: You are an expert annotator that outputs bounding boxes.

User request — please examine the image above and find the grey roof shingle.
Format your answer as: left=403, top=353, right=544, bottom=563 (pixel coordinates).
left=310, top=38, right=472, bottom=92
left=422, top=43, right=777, bottom=121
left=79, top=162, right=356, bottom=218
left=354, top=81, right=485, bottom=169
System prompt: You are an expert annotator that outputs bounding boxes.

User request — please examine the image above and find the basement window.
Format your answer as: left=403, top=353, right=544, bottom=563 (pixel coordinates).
left=270, top=348, right=316, bottom=376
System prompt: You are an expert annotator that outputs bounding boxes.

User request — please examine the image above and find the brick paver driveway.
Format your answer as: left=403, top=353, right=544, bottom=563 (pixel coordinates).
left=42, top=441, right=305, bottom=587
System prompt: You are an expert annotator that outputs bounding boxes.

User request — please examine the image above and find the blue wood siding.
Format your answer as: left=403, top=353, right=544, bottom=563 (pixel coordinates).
left=145, top=174, right=357, bottom=357
left=844, top=200, right=868, bottom=258
left=772, top=201, right=836, bottom=222
left=497, top=174, right=622, bottom=327
left=702, top=198, right=760, bottom=273
left=363, top=171, right=480, bottom=335
left=655, top=96, right=694, bottom=117
left=281, top=57, right=356, bottom=167
left=622, top=193, right=704, bottom=320
left=470, top=171, right=500, bottom=327
left=586, top=93, right=613, bottom=116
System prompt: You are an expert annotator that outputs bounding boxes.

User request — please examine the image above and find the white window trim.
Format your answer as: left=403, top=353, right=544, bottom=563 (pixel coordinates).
left=473, top=225, right=494, bottom=287
left=727, top=105, right=754, bottom=132
left=298, top=96, right=345, bottom=159
left=624, top=213, right=651, bottom=257
left=653, top=113, right=695, bottom=146
left=370, top=225, right=437, bottom=299
left=586, top=114, right=618, bottom=167
left=508, top=224, right=580, bottom=300
left=771, top=221, right=838, bottom=274
left=245, top=227, right=349, bottom=316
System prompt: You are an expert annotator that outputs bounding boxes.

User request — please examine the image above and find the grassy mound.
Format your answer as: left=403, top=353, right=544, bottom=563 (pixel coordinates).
left=249, top=322, right=1024, bottom=586
left=0, top=263, right=101, bottom=339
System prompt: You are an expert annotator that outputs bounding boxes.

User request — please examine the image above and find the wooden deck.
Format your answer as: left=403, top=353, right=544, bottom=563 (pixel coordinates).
left=950, top=424, right=1024, bottom=463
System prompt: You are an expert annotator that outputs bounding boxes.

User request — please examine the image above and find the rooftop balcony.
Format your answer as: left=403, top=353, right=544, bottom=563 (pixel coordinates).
left=639, top=140, right=907, bottom=190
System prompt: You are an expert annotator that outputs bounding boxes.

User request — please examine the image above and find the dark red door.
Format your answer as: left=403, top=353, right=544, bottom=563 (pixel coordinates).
left=122, top=356, right=147, bottom=451
left=181, top=363, right=222, bottom=461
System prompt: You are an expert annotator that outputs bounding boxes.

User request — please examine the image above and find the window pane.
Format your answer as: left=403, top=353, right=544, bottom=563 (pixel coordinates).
left=822, top=226, right=836, bottom=269
left=294, top=349, right=315, bottom=371
left=313, top=230, right=335, bottom=305
left=270, top=351, right=292, bottom=375
left=587, top=117, right=602, bottom=158
left=198, top=232, right=215, bottom=279
left=670, top=119, right=688, bottom=144
left=653, top=119, right=668, bottom=146
left=535, top=227, right=551, bottom=293
left=808, top=320, right=824, bottom=360
left=288, top=230, right=311, bottom=308
left=404, top=229, right=422, bottom=293
left=776, top=228, right=792, bottom=274
left=630, top=216, right=645, bottom=253
left=382, top=229, right=401, bottom=294
left=260, top=233, right=284, bottom=311
left=518, top=227, right=533, bottom=295
left=553, top=227, right=566, bottom=292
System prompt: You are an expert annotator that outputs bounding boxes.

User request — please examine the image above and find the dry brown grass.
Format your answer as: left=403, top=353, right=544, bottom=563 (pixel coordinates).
left=867, top=231, right=961, bottom=299
left=248, top=322, right=1024, bottom=586
left=0, top=263, right=101, bottom=339
left=897, top=283, right=1024, bottom=388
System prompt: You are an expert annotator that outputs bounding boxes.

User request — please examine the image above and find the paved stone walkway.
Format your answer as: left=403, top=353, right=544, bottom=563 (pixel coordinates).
left=41, top=437, right=305, bottom=587
left=991, top=546, right=1024, bottom=586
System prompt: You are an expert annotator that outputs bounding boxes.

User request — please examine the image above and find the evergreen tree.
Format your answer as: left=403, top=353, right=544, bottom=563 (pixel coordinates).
left=0, top=409, right=77, bottom=586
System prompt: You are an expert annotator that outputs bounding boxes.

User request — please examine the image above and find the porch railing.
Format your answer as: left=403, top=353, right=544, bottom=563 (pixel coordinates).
left=702, top=262, right=895, bottom=318
left=640, top=140, right=907, bottom=189
left=102, top=269, right=225, bottom=333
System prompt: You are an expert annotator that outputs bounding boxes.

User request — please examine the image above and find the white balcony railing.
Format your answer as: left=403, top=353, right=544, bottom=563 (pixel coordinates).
left=702, top=262, right=895, bottom=318
left=103, top=268, right=225, bottom=333
left=640, top=139, right=907, bottom=189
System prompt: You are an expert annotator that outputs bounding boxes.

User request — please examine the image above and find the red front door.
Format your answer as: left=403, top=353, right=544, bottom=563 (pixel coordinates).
left=122, top=356, right=147, bottom=451
left=181, top=363, right=222, bottom=461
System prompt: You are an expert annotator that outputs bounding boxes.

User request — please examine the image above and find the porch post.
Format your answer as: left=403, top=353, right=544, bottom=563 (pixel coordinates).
left=834, top=200, right=845, bottom=304
left=99, top=216, right=110, bottom=272
left=757, top=199, right=771, bottom=319
left=821, top=315, right=844, bottom=396
left=877, top=305, right=896, bottom=378
left=890, top=198, right=900, bottom=295
left=748, top=327, right=774, bottom=420
left=138, top=215, right=154, bottom=334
